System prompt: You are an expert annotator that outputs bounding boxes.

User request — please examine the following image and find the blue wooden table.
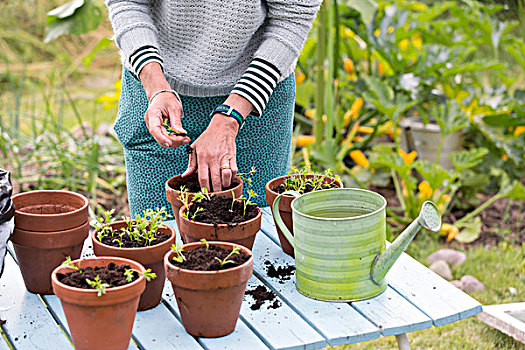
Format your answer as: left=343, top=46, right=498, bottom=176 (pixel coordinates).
left=0, top=207, right=482, bottom=350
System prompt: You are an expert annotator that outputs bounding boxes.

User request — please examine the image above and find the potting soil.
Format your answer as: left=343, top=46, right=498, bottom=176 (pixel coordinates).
left=187, top=195, right=258, bottom=225
left=175, top=173, right=240, bottom=193
left=264, top=260, right=295, bottom=284
left=57, top=262, right=136, bottom=289
left=172, top=245, right=249, bottom=271
left=246, top=285, right=281, bottom=310
left=99, top=229, right=171, bottom=248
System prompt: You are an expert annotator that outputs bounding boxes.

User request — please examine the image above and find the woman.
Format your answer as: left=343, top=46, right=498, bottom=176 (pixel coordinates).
left=106, top=0, right=322, bottom=216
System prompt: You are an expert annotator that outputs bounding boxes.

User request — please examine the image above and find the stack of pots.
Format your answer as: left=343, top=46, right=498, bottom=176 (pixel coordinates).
left=10, top=190, right=89, bottom=294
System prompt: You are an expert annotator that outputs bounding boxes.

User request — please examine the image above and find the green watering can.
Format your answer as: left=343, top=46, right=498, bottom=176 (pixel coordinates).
left=272, top=188, right=441, bottom=302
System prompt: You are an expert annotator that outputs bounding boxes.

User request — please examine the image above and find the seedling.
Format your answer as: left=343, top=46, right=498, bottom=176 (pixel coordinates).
left=191, top=207, right=205, bottom=221
left=61, top=256, right=82, bottom=272
left=237, top=167, right=257, bottom=189
left=281, top=166, right=339, bottom=194
left=177, top=187, right=191, bottom=219
left=86, top=276, right=110, bottom=297
left=243, top=189, right=259, bottom=216
left=171, top=243, right=186, bottom=263
left=123, top=268, right=157, bottom=282
left=194, top=187, right=211, bottom=201
left=162, top=119, right=187, bottom=136
left=200, top=238, right=209, bottom=251
left=214, top=245, right=240, bottom=267
left=96, top=209, right=116, bottom=241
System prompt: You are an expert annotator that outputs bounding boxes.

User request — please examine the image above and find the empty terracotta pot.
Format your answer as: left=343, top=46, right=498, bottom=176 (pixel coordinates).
left=12, top=190, right=88, bottom=232
left=265, top=175, right=343, bottom=257
left=165, top=175, right=243, bottom=235
left=52, top=257, right=146, bottom=350
left=92, top=221, right=175, bottom=311
left=164, top=241, right=253, bottom=337
left=178, top=206, right=261, bottom=250
left=11, top=221, right=89, bottom=294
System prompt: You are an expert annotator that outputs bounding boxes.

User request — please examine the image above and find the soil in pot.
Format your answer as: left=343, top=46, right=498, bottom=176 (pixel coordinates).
left=175, top=173, right=240, bottom=193
left=165, top=242, right=253, bottom=338
left=187, top=195, right=258, bottom=225
left=272, top=175, right=340, bottom=194
left=172, top=244, right=250, bottom=270
left=57, top=262, right=138, bottom=290
left=93, top=210, right=175, bottom=311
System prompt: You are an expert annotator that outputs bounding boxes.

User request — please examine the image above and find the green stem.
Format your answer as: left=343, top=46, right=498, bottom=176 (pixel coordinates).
left=391, top=169, right=406, bottom=210
left=386, top=208, right=411, bottom=225
left=455, top=193, right=502, bottom=227
left=314, top=2, right=326, bottom=144
left=342, top=164, right=366, bottom=189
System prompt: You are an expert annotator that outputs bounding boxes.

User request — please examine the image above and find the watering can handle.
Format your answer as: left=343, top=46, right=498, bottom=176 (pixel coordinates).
left=271, top=190, right=300, bottom=250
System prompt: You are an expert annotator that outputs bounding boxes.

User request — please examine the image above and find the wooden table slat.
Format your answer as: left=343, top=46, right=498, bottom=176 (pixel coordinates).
left=0, top=336, right=10, bottom=350
left=387, top=251, right=483, bottom=326
left=0, top=254, right=73, bottom=350
left=252, top=226, right=380, bottom=345
left=351, top=287, right=432, bottom=336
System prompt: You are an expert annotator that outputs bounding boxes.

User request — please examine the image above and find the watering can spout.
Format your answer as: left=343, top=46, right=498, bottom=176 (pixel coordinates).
left=371, top=201, right=441, bottom=284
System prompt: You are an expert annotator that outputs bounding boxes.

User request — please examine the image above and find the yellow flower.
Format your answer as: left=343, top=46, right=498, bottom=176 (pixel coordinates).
left=295, top=71, right=305, bottom=85
left=418, top=180, right=433, bottom=198
left=514, top=126, right=525, bottom=136
left=295, top=135, right=315, bottom=147
left=387, top=26, right=394, bottom=34
left=502, top=154, right=508, bottom=161
left=441, top=194, right=451, bottom=202
left=305, top=109, right=315, bottom=119
left=344, top=27, right=355, bottom=38
left=399, top=38, right=410, bottom=51
left=412, top=33, right=422, bottom=50
left=374, top=28, right=381, bottom=37
left=350, top=150, right=369, bottom=168
left=401, top=180, right=408, bottom=198
left=357, top=126, right=374, bottom=134
left=398, top=148, right=417, bottom=165
left=447, top=226, right=459, bottom=242
left=343, top=97, right=364, bottom=128
left=378, top=62, right=385, bottom=75
left=343, top=58, right=355, bottom=74
left=411, top=3, right=427, bottom=11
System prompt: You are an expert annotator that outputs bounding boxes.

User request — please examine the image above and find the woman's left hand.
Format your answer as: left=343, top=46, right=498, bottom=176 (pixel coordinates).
left=182, top=94, right=253, bottom=191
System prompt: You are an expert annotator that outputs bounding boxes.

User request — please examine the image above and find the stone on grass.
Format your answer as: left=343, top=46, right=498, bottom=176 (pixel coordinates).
left=460, top=275, right=485, bottom=292
left=450, top=280, right=463, bottom=290
left=429, top=260, right=452, bottom=281
left=427, top=249, right=466, bottom=265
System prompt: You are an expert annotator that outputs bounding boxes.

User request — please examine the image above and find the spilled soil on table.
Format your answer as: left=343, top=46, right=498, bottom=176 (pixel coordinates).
left=246, top=285, right=281, bottom=310
left=264, top=260, right=295, bottom=284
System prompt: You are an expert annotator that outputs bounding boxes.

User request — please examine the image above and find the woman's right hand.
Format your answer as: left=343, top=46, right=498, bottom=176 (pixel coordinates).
left=140, top=62, right=191, bottom=148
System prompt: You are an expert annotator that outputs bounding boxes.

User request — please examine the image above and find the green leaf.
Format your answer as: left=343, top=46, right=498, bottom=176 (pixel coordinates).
left=449, top=148, right=489, bottom=172
left=501, top=179, right=525, bottom=200
left=455, top=217, right=482, bottom=243
left=45, top=0, right=102, bottom=43
left=346, top=0, right=378, bottom=26
left=482, top=114, right=525, bottom=127
left=441, top=61, right=506, bottom=77
left=413, top=160, right=452, bottom=191
left=82, top=37, right=113, bottom=67
left=432, top=100, right=469, bottom=136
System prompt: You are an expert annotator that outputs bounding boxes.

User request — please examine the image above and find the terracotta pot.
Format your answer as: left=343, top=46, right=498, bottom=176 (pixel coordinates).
left=92, top=221, right=175, bottom=311
left=179, top=205, right=261, bottom=249
left=11, top=220, right=89, bottom=294
left=265, top=175, right=343, bottom=257
left=165, top=175, right=243, bottom=235
left=164, top=241, right=253, bottom=337
left=12, top=190, right=88, bottom=232
left=52, top=257, right=146, bottom=350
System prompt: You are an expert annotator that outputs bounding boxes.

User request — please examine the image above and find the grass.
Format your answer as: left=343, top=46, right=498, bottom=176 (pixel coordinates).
left=327, top=237, right=525, bottom=349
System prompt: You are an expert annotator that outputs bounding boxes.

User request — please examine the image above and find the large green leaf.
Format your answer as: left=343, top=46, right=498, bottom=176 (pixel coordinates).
left=455, top=217, right=482, bottom=243
left=345, top=0, right=378, bottom=26
left=45, top=0, right=102, bottom=43
left=82, top=37, right=113, bottom=67
left=432, top=100, right=469, bottom=136
left=413, top=160, right=452, bottom=191
left=449, top=148, right=489, bottom=172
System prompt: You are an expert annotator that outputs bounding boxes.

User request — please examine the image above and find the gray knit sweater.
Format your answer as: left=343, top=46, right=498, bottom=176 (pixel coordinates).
left=105, top=0, right=322, bottom=114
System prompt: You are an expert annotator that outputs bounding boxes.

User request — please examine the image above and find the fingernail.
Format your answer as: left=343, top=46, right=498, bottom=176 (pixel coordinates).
left=165, top=143, right=170, bottom=147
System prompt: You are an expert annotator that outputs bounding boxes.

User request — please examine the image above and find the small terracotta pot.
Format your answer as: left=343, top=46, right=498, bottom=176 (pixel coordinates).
left=52, top=257, right=146, bottom=350
left=92, top=221, right=175, bottom=311
left=11, top=221, right=89, bottom=294
left=165, top=175, right=243, bottom=235
left=12, top=190, right=88, bottom=232
left=179, top=206, right=261, bottom=249
left=164, top=241, right=253, bottom=338
left=265, top=175, right=343, bottom=257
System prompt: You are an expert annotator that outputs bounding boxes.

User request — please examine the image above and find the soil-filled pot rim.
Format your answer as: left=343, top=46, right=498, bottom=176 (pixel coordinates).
left=265, top=174, right=343, bottom=197
left=179, top=205, right=262, bottom=228
left=12, top=190, right=88, bottom=218
left=164, top=241, right=253, bottom=275
left=166, top=175, right=243, bottom=197
left=52, top=256, right=146, bottom=295
left=92, top=220, right=176, bottom=253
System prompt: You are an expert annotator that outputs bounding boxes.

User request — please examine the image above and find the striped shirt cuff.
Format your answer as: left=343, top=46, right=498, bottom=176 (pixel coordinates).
left=231, top=58, right=281, bottom=116
left=128, top=45, right=164, bottom=79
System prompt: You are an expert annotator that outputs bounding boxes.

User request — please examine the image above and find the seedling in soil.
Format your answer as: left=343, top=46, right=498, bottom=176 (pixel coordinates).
left=61, top=256, right=82, bottom=272
left=123, top=268, right=157, bottom=282
left=200, top=238, right=209, bottom=251
left=193, top=187, right=211, bottom=201
left=86, top=276, right=110, bottom=297
left=215, top=245, right=240, bottom=267
left=190, top=207, right=205, bottom=221
left=171, top=243, right=186, bottom=263
left=178, top=187, right=192, bottom=219
left=96, top=207, right=172, bottom=247
left=162, top=119, right=188, bottom=136
left=243, top=189, right=259, bottom=216
left=279, top=166, right=340, bottom=194
left=96, top=209, right=116, bottom=241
